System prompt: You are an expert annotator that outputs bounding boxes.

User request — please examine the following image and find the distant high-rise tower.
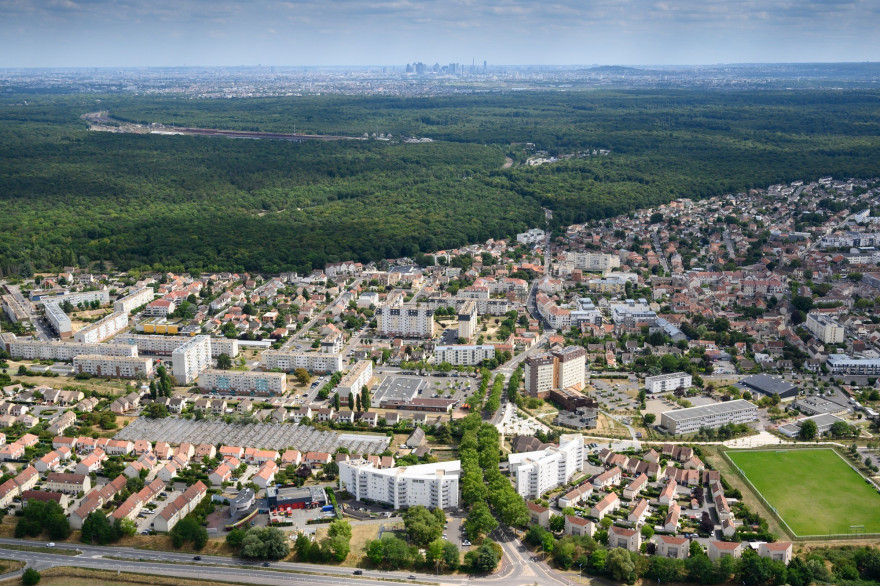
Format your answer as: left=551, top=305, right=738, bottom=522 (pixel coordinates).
left=484, top=60, right=487, bottom=71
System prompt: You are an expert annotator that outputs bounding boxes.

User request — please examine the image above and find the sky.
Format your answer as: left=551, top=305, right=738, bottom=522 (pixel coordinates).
left=1, top=0, right=879, bottom=67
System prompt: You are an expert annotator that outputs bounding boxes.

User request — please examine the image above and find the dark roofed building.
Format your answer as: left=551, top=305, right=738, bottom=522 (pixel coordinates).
left=736, top=374, right=798, bottom=400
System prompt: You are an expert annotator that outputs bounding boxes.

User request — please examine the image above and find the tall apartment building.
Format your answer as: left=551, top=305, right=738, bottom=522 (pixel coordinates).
left=45, top=290, right=110, bottom=307
left=113, top=334, right=239, bottom=358
left=565, top=252, right=621, bottom=272
left=660, top=400, right=757, bottom=435
left=375, top=303, right=435, bottom=338
left=524, top=346, right=587, bottom=397
left=171, top=335, right=212, bottom=385
left=198, top=369, right=287, bottom=396
left=434, top=345, right=495, bottom=366
left=645, top=372, right=693, bottom=394
left=113, top=288, right=155, bottom=314
left=261, top=350, right=343, bottom=373
left=457, top=300, right=477, bottom=342
left=508, top=435, right=585, bottom=498
left=73, top=355, right=154, bottom=379
left=6, top=337, right=137, bottom=361
left=338, top=460, right=460, bottom=510
left=805, top=313, right=845, bottom=344
left=336, top=360, right=373, bottom=399
left=44, top=302, right=72, bottom=339
left=74, top=311, right=128, bottom=344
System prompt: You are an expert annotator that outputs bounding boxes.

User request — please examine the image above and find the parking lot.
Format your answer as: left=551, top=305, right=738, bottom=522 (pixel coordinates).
left=116, top=418, right=391, bottom=454
left=136, top=486, right=186, bottom=534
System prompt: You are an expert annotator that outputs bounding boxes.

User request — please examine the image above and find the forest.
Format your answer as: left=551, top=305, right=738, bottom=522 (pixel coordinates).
left=1, top=89, right=880, bottom=274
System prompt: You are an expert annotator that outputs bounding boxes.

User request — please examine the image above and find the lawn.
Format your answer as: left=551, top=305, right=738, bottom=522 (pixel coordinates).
left=727, top=448, right=880, bottom=536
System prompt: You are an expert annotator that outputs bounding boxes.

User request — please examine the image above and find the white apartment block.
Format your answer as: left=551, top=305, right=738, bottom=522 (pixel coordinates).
left=338, top=460, right=460, bottom=510
left=114, top=334, right=239, bottom=358
left=171, top=335, right=212, bottom=385
left=7, top=338, right=137, bottom=362
left=645, top=372, right=693, bottom=394
left=336, top=359, right=373, bottom=399
left=826, top=354, right=880, bottom=376
left=508, top=434, right=585, bottom=499
left=73, top=355, right=154, bottom=379
left=660, top=399, right=758, bottom=435
left=805, top=313, right=845, bottom=344
left=47, top=290, right=110, bottom=307
left=44, top=302, right=72, bottom=338
left=74, top=311, right=128, bottom=344
left=565, top=251, right=621, bottom=272
left=375, top=303, right=435, bottom=338
left=517, top=228, right=546, bottom=245
left=113, top=287, right=155, bottom=314
left=261, top=350, right=343, bottom=373
left=198, top=369, right=287, bottom=396
left=1, top=295, right=29, bottom=324
left=611, top=299, right=658, bottom=326
left=434, top=345, right=495, bottom=366
left=457, top=300, right=477, bottom=342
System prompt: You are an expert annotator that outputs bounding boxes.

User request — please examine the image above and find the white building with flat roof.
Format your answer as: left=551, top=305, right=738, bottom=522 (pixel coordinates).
left=73, top=355, right=154, bottom=379
left=114, top=334, right=238, bottom=358
left=338, top=459, right=460, bottom=510
left=517, top=228, right=546, bottom=246
left=336, top=360, right=373, bottom=399
left=375, top=303, right=434, bottom=338
left=508, top=434, right=585, bottom=498
left=827, top=354, right=880, bottom=376
left=645, top=372, right=693, bottom=394
left=261, top=350, right=343, bottom=373
left=44, top=302, right=72, bottom=338
left=457, top=300, right=478, bottom=342
left=565, top=251, right=621, bottom=272
left=74, top=311, right=128, bottom=344
left=113, top=288, right=155, bottom=314
left=171, top=335, right=212, bottom=385
left=805, top=313, right=845, bottom=344
left=434, top=345, right=495, bottom=366
left=660, top=400, right=757, bottom=435
left=7, top=338, right=137, bottom=361
left=198, top=369, right=287, bottom=396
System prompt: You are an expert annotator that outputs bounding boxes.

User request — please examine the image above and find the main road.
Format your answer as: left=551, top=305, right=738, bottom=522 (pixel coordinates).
left=0, top=536, right=575, bottom=586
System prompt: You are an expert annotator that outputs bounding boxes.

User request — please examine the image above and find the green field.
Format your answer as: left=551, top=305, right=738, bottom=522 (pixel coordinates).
left=727, top=448, right=880, bottom=537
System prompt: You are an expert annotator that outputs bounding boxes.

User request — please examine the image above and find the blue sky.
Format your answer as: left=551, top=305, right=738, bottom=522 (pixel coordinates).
left=1, top=0, right=879, bottom=67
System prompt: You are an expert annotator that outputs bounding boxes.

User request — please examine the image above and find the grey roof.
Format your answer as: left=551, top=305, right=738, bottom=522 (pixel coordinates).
left=661, top=399, right=757, bottom=422
left=737, top=374, right=798, bottom=396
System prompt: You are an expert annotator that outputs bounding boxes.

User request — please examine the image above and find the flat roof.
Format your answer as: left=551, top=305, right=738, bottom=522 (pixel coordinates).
left=738, top=374, right=798, bottom=396
left=662, top=399, right=757, bottom=422
left=373, top=375, right=424, bottom=404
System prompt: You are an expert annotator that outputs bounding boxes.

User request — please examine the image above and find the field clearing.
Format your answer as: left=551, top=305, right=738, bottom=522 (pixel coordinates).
left=314, top=522, right=380, bottom=567
left=36, top=566, right=242, bottom=586
left=727, top=448, right=880, bottom=537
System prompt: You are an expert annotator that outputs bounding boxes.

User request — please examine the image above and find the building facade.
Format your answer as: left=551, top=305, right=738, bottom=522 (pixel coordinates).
left=338, top=460, right=460, bottom=510
left=73, top=355, right=154, bottom=379
left=73, top=311, right=129, bottom=344
left=660, top=400, right=758, bottom=435
left=261, top=350, right=343, bottom=373
left=645, top=372, right=693, bottom=394
left=336, top=360, right=373, bottom=399
left=434, top=345, right=495, bottom=366
left=198, top=369, right=287, bottom=396
left=171, top=335, right=212, bottom=385
left=508, top=435, right=585, bottom=498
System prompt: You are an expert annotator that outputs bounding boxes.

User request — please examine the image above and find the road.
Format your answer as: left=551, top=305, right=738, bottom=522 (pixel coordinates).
left=4, top=283, right=51, bottom=340
left=281, top=279, right=363, bottom=350
left=0, top=536, right=576, bottom=586
left=652, top=230, right=670, bottom=273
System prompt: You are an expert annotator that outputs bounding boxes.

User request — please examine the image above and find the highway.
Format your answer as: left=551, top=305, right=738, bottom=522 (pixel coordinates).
left=0, top=536, right=577, bottom=586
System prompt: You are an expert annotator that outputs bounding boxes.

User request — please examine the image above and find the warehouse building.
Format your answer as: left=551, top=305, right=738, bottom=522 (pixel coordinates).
left=736, top=374, right=799, bottom=401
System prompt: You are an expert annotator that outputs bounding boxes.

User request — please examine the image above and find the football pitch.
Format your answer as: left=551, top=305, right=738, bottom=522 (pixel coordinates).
left=726, top=448, right=880, bottom=537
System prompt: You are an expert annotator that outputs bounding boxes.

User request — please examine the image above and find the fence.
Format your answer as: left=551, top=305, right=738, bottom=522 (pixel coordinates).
left=721, top=447, right=880, bottom=541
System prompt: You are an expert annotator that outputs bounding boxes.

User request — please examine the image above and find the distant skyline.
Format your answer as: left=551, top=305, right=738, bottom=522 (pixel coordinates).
left=1, top=0, right=879, bottom=68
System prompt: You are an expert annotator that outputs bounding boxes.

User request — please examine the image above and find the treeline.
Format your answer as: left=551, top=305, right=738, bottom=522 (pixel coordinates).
left=3, top=90, right=880, bottom=273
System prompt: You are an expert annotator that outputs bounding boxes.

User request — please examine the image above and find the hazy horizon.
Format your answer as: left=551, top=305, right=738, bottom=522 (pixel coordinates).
left=2, top=0, right=879, bottom=68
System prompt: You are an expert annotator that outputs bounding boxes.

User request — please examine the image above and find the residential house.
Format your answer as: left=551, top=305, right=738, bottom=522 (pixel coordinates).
left=608, top=526, right=641, bottom=552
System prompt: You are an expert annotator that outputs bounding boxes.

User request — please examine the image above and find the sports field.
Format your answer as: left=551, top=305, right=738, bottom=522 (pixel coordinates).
left=726, top=448, right=880, bottom=536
